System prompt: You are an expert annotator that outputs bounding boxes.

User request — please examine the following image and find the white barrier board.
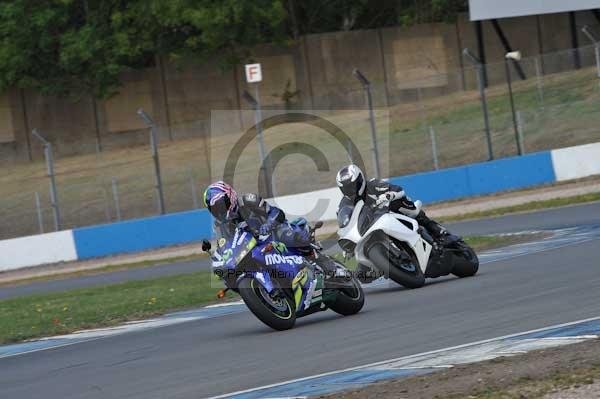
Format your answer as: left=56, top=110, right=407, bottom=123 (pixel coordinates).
left=270, top=187, right=342, bottom=222
left=551, top=142, right=600, bottom=182
left=0, top=230, right=77, bottom=272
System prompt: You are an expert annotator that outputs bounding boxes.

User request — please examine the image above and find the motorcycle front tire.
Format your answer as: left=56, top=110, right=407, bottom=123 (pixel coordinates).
left=238, top=277, right=296, bottom=331
left=367, top=243, right=426, bottom=289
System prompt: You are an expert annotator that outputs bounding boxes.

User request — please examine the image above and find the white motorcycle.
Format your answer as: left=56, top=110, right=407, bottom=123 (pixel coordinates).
left=337, top=199, right=478, bottom=288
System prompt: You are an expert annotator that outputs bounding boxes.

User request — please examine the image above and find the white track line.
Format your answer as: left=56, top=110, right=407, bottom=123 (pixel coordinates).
left=207, top=315, right=600, bottom=399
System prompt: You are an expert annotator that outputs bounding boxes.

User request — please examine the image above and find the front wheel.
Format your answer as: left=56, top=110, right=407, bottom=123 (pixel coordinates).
left=367, top=243, right=425, bottom=289
left=451, top=242, right=479, bottom=278
left=326, top=277, right=365, bottom=316
left=238, top=278, right=296, bottom=330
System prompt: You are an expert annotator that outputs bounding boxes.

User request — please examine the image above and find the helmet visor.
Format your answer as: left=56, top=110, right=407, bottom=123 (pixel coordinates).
left=340, top=174, right=363, bottom=199
left=209, top=197, right=231, bottom=221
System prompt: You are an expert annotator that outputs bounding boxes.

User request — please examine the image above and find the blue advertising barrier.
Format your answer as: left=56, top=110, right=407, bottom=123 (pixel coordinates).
left=72, top=209, right=213, bottom=260
left=389, top=151, right=556, bottom=204
left=69, top=151, right=555, bottom=260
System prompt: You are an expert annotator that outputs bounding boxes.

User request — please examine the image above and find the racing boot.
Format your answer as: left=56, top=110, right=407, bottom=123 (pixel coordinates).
left=416, top=211, right=460, bottom=246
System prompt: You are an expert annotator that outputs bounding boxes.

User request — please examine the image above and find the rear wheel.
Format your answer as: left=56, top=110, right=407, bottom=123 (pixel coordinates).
left=367, top=243, right=425, bottom=289
left=451, top=242, right=479, bottom=278
left=238, top=278, right=296, bottom=330
left=327, top=278, right=365, bottom=316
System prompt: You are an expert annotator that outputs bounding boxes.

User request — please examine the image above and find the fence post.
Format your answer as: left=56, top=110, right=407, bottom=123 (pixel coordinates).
left=463, top=49, right=494, bottom=161
left=582, top=26, right=600, bottom=79
left=111, top=177, right=121, bottom=221
left=137, top=109, right=166, bottom=215
left=516, top=111, right=526, bottom=155
left=504, top=53, right=524, bottom=156
left=242, top=90, right=274, bottom=197
left=34, top=192, right=44, bottom=234
left=101, top=187, right=111, bottom=222
left=534, top=57, right=545, bottom=109
left=32, top=129, right=61, bottom=231
left=429, top=126, right=439, bottom=170
left=353, top=68, right=381, bottom=178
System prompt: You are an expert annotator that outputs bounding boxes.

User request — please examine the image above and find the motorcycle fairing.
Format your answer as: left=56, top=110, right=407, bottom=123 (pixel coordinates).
left=214, top=225, right=321, bottom=313
left=339, top=200, right=432, bottom=274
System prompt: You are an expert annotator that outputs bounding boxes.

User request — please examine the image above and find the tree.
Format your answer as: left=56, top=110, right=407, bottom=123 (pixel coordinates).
left=0, top=0, right=467, bottom=99
left=0, top=0, right=287, bottom=99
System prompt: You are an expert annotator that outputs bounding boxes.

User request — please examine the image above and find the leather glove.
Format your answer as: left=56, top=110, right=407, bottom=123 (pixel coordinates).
left=259, top=223, right=273, bottom=236
left=375, top=192, right=394, bottom=207
left=201, top=239, right=211, bottom=252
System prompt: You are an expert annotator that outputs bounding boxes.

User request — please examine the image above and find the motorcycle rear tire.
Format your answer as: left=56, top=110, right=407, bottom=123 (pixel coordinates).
left=238, top=278, right=296, bottom=331
left=451, top=243, right=479, bottom=278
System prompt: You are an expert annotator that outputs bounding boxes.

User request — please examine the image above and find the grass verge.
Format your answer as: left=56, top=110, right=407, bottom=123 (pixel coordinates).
left=0, top=253, right=205, bottom=288
left=461, top=365, right=600, bottom=399
left=440, top=192, right=600, bottom=223
left=0, top=271, right=230, bottom=345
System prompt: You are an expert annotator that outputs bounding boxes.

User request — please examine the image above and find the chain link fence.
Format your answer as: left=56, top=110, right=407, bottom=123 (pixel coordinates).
left=1, top=45, right=600, bottom=240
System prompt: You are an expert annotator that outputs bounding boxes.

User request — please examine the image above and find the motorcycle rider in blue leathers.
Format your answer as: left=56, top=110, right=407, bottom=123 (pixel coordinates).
left=202, top=181, right=311, bottom=251
left=202, top=181, right=348, bottom=285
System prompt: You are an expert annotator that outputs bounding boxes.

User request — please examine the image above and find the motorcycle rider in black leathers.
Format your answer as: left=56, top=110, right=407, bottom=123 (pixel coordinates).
left=336, top=164, right=452, bottom=283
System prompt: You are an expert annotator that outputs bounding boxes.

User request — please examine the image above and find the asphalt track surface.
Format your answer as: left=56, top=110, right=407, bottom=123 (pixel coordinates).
left=1, top=202, right=600, bottom=398
left=2, top=201, right=600, bottom=301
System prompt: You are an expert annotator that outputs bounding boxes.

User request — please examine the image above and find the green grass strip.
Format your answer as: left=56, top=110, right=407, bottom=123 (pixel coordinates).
left=0, top=271, right=228, bottom=344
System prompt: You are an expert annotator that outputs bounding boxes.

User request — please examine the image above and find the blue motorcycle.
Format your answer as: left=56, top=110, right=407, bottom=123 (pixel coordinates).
left=205, top=221, right=364, bottom=330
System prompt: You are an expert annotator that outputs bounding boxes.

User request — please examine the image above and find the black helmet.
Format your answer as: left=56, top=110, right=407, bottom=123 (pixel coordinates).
left=336, top=164, right=366, bottom=200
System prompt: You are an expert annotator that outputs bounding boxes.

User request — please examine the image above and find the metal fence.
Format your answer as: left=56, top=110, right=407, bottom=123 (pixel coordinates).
left=1, top=44, right=600, bottom=240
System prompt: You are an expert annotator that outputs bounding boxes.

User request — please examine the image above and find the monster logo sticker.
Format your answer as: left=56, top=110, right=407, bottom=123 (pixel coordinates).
left=272, top=241, right=287, bottom=254
left=222, top=248, right=233, bottom=262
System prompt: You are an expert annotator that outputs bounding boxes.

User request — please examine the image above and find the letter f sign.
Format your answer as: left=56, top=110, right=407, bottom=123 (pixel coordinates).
left=245, top=63, right=262, bottom=83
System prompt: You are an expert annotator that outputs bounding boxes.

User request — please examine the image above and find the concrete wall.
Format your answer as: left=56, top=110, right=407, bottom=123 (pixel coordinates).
left=305, top=29, right=387, bottom=108
left=382, top=22, right=465, bottom=102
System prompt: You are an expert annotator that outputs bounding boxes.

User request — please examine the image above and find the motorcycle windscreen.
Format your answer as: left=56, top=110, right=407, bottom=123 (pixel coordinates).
left=358, top=205, right=376, bottom=235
